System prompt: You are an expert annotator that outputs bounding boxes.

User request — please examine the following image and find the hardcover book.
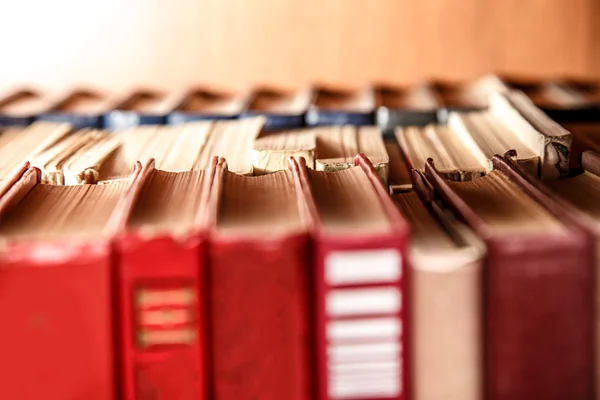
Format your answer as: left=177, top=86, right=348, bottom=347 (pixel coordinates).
left=104, top=88, right=175, bottom=130
left=240, top=87, right=311, bottom=131
left=375, top=83, right=441, bottom=131
left=291, top=154, right=409, bottom=400
left=395, top=173, right=484, bottom=400
left=0, top=87, right=50, bottom=126
left=206, top=159, right=312, bottom=400
left=38, top=88, right=116, bottom=130
left=113, top=157, right=217, bottom=400
left=0, top=162, right=140, bottom=400
left=167, top=87, right=249, bottom=124
left=306, top=86, right=375, bottom=126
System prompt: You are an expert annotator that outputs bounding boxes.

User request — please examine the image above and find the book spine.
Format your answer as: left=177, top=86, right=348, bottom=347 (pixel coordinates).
left=486, top=239, right=594, bottom=400
left=117, top=236, right=206, bottom=400
left=0, top=243, right=115, bottom=400
left=411, top=258, right=482, bottom=400
left=208, top=234, right=311, bottom=400
left=315, top=237, right=407, bottom=400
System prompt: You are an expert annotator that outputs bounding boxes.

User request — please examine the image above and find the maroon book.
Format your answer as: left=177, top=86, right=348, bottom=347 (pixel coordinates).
left=420, top=156, right=594, bottom=400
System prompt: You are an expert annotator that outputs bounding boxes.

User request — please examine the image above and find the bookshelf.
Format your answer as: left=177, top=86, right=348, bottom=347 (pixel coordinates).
left=0, top=0, right=598, bottom=92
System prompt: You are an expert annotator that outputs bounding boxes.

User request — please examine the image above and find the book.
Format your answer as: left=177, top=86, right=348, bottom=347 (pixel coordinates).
left=66, top=117, right=263, bottom=182
left=316, top=126, right=389, bottom=184
left=38, top=88, right=115, bottom=129
left=0, top=162, right=140, bottom=400
left=290, top=154, right=409, bottom=400
left=394, top=175, right=484, bottom=400
left=306, top=86, right=375, bottom=126
left=507, top=149, right=600, bottom=396
left=207, top=159, right=311, bottom=400
left=113, top=158, right=217, bottom=400
left=167, top=86, right=249, bottom=124
left=94, top=122, right=214, bottom=181
left=194, top=117, right=265, bottom=175
left=561, top=122, right=600, bottom=168
left=29, top=129, right=111, bottom=184
left=490, top=90, right=572, bottom=179
left=422, top=156, right=594, bottom=400
left=0, top=87, right=51, bottom=126
left=375, top=83, right=441, bottom=131
left=448, top=111, right=540, bottom=177
left=508, top=80, right=600, bottom=123
left=252, top=128, right=317, bottom=175
left=240, top=87, right=311, bottom=131
left=0, top=121, right=72, bottom=180
left=385, top=138, right=412, bottom=193
left=435, top=75, right=510, bottom=123
left=396, top=124, right=486, bottom=181
left=104, top=88, right=175, bottom=130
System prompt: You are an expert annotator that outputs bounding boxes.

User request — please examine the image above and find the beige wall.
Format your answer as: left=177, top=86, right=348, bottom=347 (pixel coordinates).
left=0, top=0, right=597, bottom=93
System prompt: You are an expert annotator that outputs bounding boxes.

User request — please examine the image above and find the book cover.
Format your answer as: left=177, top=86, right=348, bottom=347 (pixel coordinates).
left=113, top=158, right=218, bottom=400
left=206, top=159, right=312, bottom=400
left=291, top=154, right=409, bottom=400
left=422, top=156, right=594, bottom=400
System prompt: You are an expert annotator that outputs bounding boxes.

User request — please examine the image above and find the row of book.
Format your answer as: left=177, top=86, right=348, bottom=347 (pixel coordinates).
left=1, top=74, right=600, bottom=132
left=2, top=88, right=600, bottom=400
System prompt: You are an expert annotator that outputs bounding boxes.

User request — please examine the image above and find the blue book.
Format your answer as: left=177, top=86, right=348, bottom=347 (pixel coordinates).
left=240, top=87, right=311, bottom=131
left=38, top=89, right=115, bottom=130
left=305, top=85, right=375, bottom=126
left=375, top=83, right=441, bottom=133
left=0, top=88, right=50, bottom=127
left=167, top=87, right=249, bottom=124
left=104, top=89, right=172, bottom=131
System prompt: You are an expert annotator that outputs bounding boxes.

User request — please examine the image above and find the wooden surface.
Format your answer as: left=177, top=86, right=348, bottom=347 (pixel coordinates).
left=0, top=0, right=598, bottom=93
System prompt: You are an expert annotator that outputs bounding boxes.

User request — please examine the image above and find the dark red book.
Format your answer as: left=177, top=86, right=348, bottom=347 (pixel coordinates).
left=113, top=158, right=218, bottom=400
left=206, top=159, right=312, bottom=400
left=421, top=156, right=594, bottom=400
left=290, top=154, right=410, bottom=400
left=0, top=162, right=140, bottom=400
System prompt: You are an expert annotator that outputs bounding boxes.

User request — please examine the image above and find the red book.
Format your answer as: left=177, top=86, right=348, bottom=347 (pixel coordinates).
left=422, top=155, right=594, bottom=400
left=0, top=162, right=140, bottom=400
left=290, top=154, right=410, bottom=400
left=113, top=158, right=218, bottom=400
left=207, top=159, right=312, bottom=400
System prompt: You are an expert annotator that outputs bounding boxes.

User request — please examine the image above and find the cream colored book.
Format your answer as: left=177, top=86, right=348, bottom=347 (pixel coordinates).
left=448, top=111, right=540, bottom=177
left=30, top=129, right=107, bottom=184
left=396, top=125, right=486, bottom=181
left=97, top=122, right=214, bottom=181
left=63, top=134, right=122, bottom=185
left=489, top=90, right=571, bottom=179
left=0, top=121, right=72, bottom=179
left=394, top=189, right=483, bottom=400
left=315, top=125, right=389, bottom=183
left=252, top=128, right=317, bottom=175
left=194, top=117, right=265, bottom=175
